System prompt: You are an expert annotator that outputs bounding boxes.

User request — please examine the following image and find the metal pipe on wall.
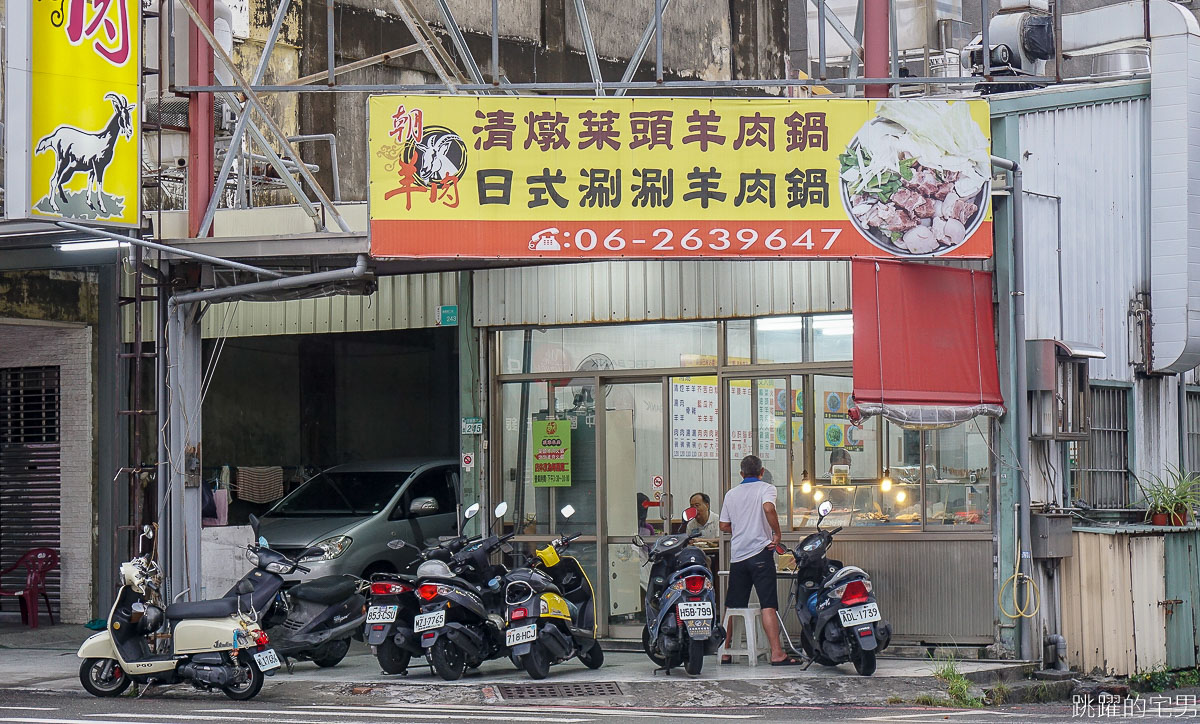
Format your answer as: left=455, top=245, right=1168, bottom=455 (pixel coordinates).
left=993, top=154, right=1034, bottom=663
left=187, top=0, right=215, bottom=237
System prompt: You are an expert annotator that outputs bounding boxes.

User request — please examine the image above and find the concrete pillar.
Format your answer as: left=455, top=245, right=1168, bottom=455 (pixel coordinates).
left=164, top=300, right=204, bottom=601
left=458, top=271, right=483, bottom=537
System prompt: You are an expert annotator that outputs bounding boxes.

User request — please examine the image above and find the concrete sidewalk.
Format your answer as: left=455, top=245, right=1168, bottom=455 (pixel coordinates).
left=0, top=623, right=1033, bottom=707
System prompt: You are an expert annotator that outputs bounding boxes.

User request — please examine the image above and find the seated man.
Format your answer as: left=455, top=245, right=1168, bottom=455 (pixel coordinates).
left=686, top=492, right=720, bottom=539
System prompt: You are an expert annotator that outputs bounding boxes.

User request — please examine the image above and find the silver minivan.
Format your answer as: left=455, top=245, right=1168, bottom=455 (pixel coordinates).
left=257, top=458, right=459, bottom=581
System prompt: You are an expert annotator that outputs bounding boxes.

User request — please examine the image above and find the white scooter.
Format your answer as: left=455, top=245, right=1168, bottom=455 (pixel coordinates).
left=77, top=525, right=280, bottom=700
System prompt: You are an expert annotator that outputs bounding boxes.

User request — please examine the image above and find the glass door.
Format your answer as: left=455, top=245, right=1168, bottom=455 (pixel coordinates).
left=725, top=376, right=795, bottom=530
left=602, top=380, right=667, bottom=639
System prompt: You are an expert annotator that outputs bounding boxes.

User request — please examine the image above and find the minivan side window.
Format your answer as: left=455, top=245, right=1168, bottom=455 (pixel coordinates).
left=392, top=466, right=456, bottom=519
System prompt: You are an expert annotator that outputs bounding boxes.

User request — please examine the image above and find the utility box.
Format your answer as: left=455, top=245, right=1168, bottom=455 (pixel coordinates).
left=1031, top=512, right=1074, bottom=558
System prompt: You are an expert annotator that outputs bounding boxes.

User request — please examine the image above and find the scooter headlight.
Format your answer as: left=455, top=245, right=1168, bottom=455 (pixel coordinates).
left=264, top=561, right=290, bottom=574
left=304, top=535, right=352, bottom=561
left=245, top=550, right=261, bottom=567
left=539, top=598, right=549, bottom=615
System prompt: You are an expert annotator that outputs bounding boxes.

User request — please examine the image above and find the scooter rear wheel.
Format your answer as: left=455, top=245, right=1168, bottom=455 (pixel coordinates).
left=376, top=637, right=412, bottom=675
left=222, top=656, right=265, bottom=700
left=852, top=649, right=877, bottom=676
left=683, top=639, right=705, bottom=676
left=79, top=658, right=130, bottom=697
left=522, top=641, right=551, bottom=680
left=430, top=637, right=466, bottom=681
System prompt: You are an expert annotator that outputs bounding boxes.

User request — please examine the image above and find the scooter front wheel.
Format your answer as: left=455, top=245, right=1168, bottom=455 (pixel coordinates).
left=641, top=627, right=666, bottom=666
left=79, top=658, right=130, bottom=697
left=222, top=656, right=265, bottom=700
left=578, top=642, right=604, bottom=670
left=852, top=649, right=877, bottom=676
left=312, top=638, right=351, bottom=668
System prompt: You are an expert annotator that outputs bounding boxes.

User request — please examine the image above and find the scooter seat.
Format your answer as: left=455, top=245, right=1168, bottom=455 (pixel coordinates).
left=166, top=595, right=246, bottom=620
left=291, top=576, right=357, bottom=604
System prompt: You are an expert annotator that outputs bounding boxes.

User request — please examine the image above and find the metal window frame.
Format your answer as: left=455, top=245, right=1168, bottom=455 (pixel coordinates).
left=1070, top=380, right=1134, bottom=509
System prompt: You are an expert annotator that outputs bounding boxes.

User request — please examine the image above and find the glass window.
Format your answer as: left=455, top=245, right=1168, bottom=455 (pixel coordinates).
left=499, top=322, right=718, bottom=375
left=394, top=467, right=457, bottom=519
left=924, top=421, right=991, bottom=527
left=727, top=377, right=790, bottom=528
left=265, top=470, right=409, bottom=517
left=755, top=316, right=806, bottom=364
left=814, top=375, right=878, bottom=482
left=727, top=320, right=751, bottom=365
left=811, top=313, right=853, bottom=362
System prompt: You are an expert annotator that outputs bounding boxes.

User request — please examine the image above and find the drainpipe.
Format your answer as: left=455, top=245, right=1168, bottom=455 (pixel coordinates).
left=993, top=154, right=1034, bottom=663
left=170, top=255, right=370, bottom=305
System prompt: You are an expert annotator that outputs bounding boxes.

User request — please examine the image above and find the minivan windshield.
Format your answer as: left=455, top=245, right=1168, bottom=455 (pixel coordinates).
left=265, top=471, right=411, bottom=517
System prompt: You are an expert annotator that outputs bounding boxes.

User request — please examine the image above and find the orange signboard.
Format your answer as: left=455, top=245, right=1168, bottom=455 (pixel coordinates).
left=368, top=96, right=992, bottom=260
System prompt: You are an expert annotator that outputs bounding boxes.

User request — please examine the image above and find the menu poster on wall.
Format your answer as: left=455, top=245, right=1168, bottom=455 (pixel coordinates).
left=670, top=377, right=719, bottom=459
left=824, top=391, right=850, bottom=419
left=532, top=420, right=572, bottom=487
left=823, top=422, right=863, bottom=452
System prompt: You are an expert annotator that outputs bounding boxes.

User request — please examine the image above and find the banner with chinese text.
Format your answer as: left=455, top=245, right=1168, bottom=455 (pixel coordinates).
left=368, top=96, right=992, bottom=259
left=23, top=0, right=141, bottom=226
left=532, top=419, right=572, bottom=487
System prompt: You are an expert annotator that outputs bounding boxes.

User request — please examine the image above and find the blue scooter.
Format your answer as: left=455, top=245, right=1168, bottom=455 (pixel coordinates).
left=634, top=507, right=725, bottom=675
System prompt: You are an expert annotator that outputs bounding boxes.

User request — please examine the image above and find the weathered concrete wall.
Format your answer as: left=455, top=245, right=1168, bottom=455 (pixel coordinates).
left=564, top=0, right=731, bottom=79
left=0, top=271, right=99, bottom=325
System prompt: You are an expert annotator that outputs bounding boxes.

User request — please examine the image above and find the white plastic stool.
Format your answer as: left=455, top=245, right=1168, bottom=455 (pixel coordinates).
left=719, top=607, right=766, bottom=666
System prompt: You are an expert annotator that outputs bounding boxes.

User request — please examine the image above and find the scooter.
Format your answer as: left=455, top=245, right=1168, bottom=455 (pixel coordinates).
left=788, top=499, right=892, bottom=676
left=634, top=506, right=724, bottom=676
left=503, top=504, right=603, bottom=679
left=416, top=502, right=515, bottom=681
left=77, top=525, right=279, bottom=700
left=220, top=514, right=369, bottom=670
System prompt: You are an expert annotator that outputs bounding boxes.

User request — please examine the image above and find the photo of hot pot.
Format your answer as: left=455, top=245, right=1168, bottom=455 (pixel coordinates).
left=839, top=100, right=991, bottom=256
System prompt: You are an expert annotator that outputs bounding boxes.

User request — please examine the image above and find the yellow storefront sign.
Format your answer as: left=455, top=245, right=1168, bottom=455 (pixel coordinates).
left=23, top=0, right=140, bottom=225
left=368, top=95, right=992, bottom=260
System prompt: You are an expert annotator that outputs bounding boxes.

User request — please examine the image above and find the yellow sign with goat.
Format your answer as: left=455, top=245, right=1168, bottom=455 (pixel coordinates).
left=27, top=0, right=140, bottom=226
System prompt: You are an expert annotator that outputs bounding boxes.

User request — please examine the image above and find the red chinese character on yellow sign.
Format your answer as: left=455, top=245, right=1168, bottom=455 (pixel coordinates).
left=65, top=0, right=132, bottom=66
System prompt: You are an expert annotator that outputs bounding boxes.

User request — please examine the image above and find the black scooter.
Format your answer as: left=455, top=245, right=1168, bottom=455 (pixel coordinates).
left=223, top=515, right=369, bottom=670
left=416, top=502, right=514, bottom=681
left=788, top=500, right=892, bottom=676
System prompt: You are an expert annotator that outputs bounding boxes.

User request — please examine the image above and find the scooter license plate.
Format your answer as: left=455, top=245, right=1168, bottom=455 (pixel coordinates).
left=366, top=605, right=398, bottom=624
left=253, top=648, right=281, bottom=672
left=839, top=602, right=881, bottom=626
left=505, top=624, right=538, bottom=647
left=678, top=601, right=713, bottom=620
left=414, top=610, right=445, bottom=632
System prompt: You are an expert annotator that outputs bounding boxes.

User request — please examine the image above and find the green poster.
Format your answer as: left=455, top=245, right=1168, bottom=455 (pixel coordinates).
left=532, top=419, right=572, bottom=487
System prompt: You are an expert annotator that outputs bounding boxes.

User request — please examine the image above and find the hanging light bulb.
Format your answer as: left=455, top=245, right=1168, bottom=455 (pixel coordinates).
left=801, top=480, right=812, bottom=495
left=813, top=490, right=825, bottom=502
left=880, top=474, right=892, bottom=493
left=896, top=490, right=907, bottom=504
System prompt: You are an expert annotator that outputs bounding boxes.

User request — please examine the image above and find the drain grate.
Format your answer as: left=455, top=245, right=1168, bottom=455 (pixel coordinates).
left=495, top=682, right=623, bottom=699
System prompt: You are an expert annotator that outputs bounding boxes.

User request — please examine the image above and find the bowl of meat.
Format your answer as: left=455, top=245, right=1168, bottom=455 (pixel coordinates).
left=839, top=100, right=991, bottom=256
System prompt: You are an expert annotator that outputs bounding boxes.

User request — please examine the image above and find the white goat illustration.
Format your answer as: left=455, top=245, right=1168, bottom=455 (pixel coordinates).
left=35, top=92, right=136, bottom=216
left=414, top=133, right=461, bottom=181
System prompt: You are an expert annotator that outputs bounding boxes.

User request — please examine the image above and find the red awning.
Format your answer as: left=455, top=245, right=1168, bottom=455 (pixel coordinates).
left=852, top=259, right=1004, bottom=428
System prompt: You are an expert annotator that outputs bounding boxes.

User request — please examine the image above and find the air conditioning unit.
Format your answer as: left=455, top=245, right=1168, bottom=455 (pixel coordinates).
left=1027, top=339, right=1106, bottom=440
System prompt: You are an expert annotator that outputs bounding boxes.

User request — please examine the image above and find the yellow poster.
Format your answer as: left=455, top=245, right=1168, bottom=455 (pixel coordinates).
left=368, top=96, right=992, bottom=260
left=29, top=0, right=140, bottom=226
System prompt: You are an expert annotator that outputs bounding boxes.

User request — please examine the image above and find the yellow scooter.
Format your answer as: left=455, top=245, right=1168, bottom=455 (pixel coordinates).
left=503, top=505, right=603, bottom=679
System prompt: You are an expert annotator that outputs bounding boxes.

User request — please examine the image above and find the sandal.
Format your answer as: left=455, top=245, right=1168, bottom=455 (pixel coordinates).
left=720, top=655, right=733, bottom=664
left=770, top=656, right=805, bottom=666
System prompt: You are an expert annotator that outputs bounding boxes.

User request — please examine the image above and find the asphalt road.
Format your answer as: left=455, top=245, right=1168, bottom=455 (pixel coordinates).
left=0, top=688, right=1192, bottom=723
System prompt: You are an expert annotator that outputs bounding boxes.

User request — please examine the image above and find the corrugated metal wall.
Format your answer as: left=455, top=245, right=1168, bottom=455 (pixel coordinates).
left=125, top=272, right=458, bottom=340
left=472, top=260, right=852, bottom=327
left=1017, top=99, right=1148, bottom=381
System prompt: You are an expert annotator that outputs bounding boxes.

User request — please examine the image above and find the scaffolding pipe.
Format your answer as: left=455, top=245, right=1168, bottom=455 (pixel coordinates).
left=170, top=254, right=370, bottom=305
left=615, top=0, right=672, bottom=96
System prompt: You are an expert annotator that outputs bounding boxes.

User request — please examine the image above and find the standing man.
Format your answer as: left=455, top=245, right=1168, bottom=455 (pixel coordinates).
left=719, top=455, right=801, bottom=665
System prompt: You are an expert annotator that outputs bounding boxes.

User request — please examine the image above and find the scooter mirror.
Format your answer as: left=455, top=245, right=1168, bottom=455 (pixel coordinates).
left=387, top=539, right=407, bottom=550
left=500, top=542, right=515, bottom=554
left=494, top=501, right=509, bottom=519
left=248, top=514, right=260, bottom=537
left=817, top=500, right=833, bottom=520
left=141, top=524, right=154, bottom=540
left=561, top=504, right=576, bottom=519
left=464, top=503, right=481, bottom=520
left=631, top=535, right=645, bottom=548
left=682, top=506, right=699, bottom=523
left=301, top=545, right=325, bottom=560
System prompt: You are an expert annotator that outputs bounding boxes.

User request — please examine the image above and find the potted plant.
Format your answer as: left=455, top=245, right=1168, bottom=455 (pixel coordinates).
left=1137, top=467, right=1200, bottom=525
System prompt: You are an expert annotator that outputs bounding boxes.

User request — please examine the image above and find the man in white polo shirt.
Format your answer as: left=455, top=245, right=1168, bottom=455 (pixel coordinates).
left=718, top=454, right=800, bottom=665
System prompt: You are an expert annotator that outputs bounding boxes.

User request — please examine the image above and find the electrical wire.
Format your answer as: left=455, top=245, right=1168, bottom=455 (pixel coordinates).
left=998, top=504, right=1041, bottom=620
